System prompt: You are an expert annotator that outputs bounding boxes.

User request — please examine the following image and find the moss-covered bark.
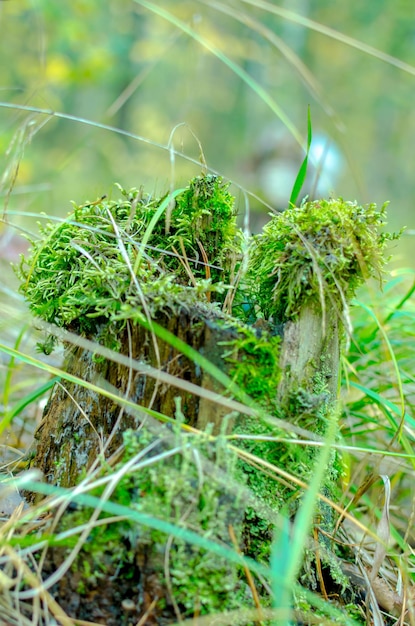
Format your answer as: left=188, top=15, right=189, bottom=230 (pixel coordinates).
left=29, top=308, right=243, bottom=488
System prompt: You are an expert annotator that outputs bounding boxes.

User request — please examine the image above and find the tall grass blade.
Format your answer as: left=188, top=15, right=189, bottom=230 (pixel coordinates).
left=240, top=0, right=415, bottom=76
left=133, top=0, right=303, bottom=145
left=289, top=105, right=312, bottom=207
left=271, top=512, right=293, bottom=625
left=283, top=410, right=338, bottom=587
left=200, top=0, right=335, bottom=119
left=17, top=475, right=269, bottom=578
left=132, top=187, right=185, bottom=274
left=0, top=377, right=59, bottom=437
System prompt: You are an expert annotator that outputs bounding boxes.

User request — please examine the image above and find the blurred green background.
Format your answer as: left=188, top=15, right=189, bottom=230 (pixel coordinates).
left=1, top=0, right=414, bottom=265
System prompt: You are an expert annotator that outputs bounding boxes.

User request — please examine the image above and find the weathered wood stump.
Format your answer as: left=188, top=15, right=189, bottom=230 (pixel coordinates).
left=16, top=181, right=393, bottom=623
left=277, top=305, right=339, bottom=404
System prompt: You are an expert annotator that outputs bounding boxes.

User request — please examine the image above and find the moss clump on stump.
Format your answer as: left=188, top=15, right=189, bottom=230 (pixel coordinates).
left=247, top=198, right=398, bottom=322
left=48, top=426, right=248, bottom=623
left=17, top=174, right=242, bottom=343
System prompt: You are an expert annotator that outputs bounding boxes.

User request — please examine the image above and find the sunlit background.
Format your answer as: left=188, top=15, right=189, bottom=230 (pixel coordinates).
left=1, top=0, right=414, bottom=267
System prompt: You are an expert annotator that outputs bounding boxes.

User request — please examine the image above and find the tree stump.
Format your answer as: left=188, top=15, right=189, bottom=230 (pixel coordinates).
left=16, top=181, right=394, bottom=623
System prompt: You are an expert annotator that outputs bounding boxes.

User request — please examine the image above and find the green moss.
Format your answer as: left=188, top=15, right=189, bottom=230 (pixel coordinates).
left=220, top=325, right=345, bottom=565
left=247, top=198, right=400, bottom=322
left=223, top=325, right=281, bottom=410
left=166, top=174, right=242, bottom=283
left=220, top=325, right=296, bottom=553
left=55, top=425, right=251, bottom=617
left=16, top=174, right=242, bottom=344
left=222, top=325, right=330, bottom=502
left=120, top=428, right=247, bottom=615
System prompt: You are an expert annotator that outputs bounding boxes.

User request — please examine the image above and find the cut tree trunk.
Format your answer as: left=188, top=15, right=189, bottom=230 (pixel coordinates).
left=278, top=303, right=340, bottom=404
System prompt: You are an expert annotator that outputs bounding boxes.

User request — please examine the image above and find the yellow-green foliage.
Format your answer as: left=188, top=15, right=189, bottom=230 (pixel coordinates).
left=16, top=175, right=242, bottom=337
left=247, top=198, right=399, bottom=321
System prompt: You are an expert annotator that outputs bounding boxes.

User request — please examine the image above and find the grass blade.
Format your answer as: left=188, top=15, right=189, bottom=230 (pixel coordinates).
left=240, top=0, right=415, bottom=76
left=289, top=105, right=312, bottom=207
left=271, top=512, right=293, bottom=625
left=0, top=377, right=59, bottom=437
left=133, top=0, right=303, bottom=145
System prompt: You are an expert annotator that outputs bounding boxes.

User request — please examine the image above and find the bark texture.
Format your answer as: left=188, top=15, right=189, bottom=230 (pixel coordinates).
left=278, top=304, right=340, bottom=405
left=30, top=307, right=238, bottom=488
